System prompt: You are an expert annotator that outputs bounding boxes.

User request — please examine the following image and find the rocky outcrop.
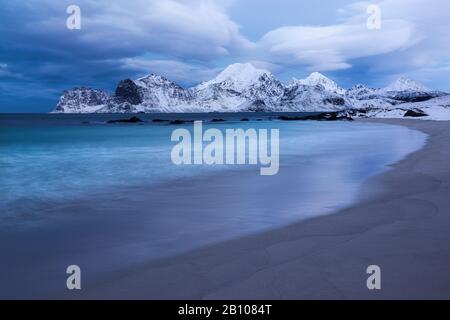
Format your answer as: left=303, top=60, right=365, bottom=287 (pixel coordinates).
left=278, top=112, right=353, bottom=121
left=55, top=87, right=110, bottom=113
left=114, top=79, right=142, bottom=105
left=387, top=91, right=445, bottom=103
left=106, top=116, right=143, bottom=123
left=404, top=109, right=428, bottom=117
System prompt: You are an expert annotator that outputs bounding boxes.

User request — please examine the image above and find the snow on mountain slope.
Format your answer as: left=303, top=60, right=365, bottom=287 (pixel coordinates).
left=345, top=84, right=380, bottom=100
left=195, top=63, right=268, bottom=92
left=345, top=84, right=400, bottom=109
left=191, top=63, right=285, bottom=111
left=344, top=80, right=447, bottom=110
left=53, top=63, right=449, bottom=117
left=133, top=74, right=193, bottom=112
left=292, top=72, right=346, bottom=95
left=281, top=84, right=347, bottom=111
left=384, top=77, right=430, bottom=92
left=346, top=95, right=450, bottom=121
left=55, top=87, right=110, bottom=113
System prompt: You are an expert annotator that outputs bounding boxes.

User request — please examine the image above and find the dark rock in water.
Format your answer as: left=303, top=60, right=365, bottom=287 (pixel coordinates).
left=404, top=109, right=428, bottom=117
left=107, top=116, right=143, bottom=123
left=114, top=79, right=142, bottom=105
left=278, top=116, right=298, bottom=121
left=278, top=112, right=353, bottom=121
left=152, top=119, right=169, bottom=122
left=241, top=118, right=249, bottom=121
left=211, top=118, right=226, bottom=122
left=169, top=120, right=185, bottom=125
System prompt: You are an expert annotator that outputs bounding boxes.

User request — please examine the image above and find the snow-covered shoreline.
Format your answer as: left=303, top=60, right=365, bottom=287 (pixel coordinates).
left=340, top=95, right=450, bottom=121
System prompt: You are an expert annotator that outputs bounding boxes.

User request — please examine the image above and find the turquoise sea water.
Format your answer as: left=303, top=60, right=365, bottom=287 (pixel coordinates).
left=0, top=113, right=428, bottom=298
left=0, top=113, right=425, bottom=221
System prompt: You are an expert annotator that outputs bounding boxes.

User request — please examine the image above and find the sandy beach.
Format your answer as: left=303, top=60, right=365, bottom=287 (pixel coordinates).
left=72, top=118, right=449, bottom=300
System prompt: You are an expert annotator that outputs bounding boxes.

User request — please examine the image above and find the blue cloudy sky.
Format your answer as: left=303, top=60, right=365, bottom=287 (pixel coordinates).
left=1, top=0, right=450, bottom=112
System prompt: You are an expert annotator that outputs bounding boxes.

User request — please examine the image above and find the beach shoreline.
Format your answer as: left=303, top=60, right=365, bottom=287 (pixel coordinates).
left=0, top=119, right=424, bottom=300
left=77, top=118, right=450, bottom=300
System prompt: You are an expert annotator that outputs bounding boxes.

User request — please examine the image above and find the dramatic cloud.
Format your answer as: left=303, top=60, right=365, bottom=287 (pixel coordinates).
left=334, top=0, right=450, bottom=86
left=0, top=0, right=252, bottom=110
left=259, top=20, right=414, bottom=71
left=9, top=0, right=251, bottom=60
left=1, top=0, right=450, bottom=111
left=254, top=0, right=450, bottom=88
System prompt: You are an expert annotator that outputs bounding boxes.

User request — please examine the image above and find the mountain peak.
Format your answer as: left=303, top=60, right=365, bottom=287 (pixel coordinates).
left=197, top=63, right=272, bottom=92
left=54, top=63, right=446, bottom=114
left=306, top=72, right=329, bottom=80
left=215, top=63, right=271, bottom=83
left=136, top=73, right=171, bottom=83
left=221, top=62, right=259, bottom=73
left=385, top=77, right=429, bottom=92
left=293, top=72, right=345, bottom=94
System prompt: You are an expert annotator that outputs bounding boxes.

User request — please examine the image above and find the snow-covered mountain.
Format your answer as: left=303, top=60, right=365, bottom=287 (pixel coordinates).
left=114, top=75, right=195, bottom=112
left=291, top=72, right=346, bottom=95
left=190, top=63, right=285, bottom=112
left=281, top=83, right=346, bottom=111
left=195, top=63, right=270, bottom=92
left=53, top=63, right=448, bottom=116
left=383, top=77, right=430, bottom=92
left=54, top=87, right=111, bottom=113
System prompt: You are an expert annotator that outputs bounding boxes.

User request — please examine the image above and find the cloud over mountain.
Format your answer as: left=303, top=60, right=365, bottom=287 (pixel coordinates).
left=1, top=0, right=450, bottom=112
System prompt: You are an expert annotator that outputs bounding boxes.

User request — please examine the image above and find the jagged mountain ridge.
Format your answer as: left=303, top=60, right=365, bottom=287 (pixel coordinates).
left=53, top=63, right=448, bottom=113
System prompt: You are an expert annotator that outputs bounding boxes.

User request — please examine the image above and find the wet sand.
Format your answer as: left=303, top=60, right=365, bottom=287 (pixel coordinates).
left=77, top=119, right=450, bottom=300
